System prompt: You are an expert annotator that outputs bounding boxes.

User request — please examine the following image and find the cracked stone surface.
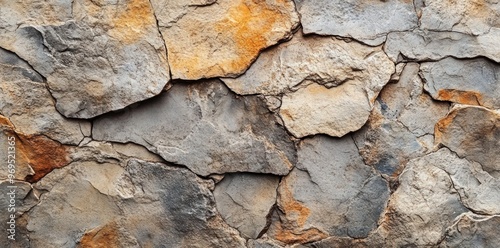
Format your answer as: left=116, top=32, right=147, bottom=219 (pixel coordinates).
left=420, top=0, right=500, bottom=35
left=0, top=0, right=170, bottom=118
left=384, top=29, right=500, bottom=63
left=436, top=105, right=500, bottom=179
left=0, top=49, right=89, bottom=145
left=93, top=80, right=296, bottom=176
left=421, top=57, right=500, bottom=109
left=150, top=0, right=299, bottom=79
left=224, top=32, right=394, bottom=138
left=294, top=0, right=418, bottom=45
left=268, top=135, right=390, bottom=244
left=441, top=214, right=500, bottom=247
left=214, top=173, right=280, bottom=239
left=27, top=159, right=245, bottom=247
left=354, top=63, right=449, bottom=177
left=1, top=1, right=500, bottom=247
left=371, top=149, right=469, bottom=247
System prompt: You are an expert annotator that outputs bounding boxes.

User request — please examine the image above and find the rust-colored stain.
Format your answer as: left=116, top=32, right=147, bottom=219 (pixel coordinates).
left=279, top=108, right=294, bottom=121
left=216, top=0, right=284, bottom=71
left=19, top=134, right=70, bottom=183
left=109, top=0, right=156, bottom=44
left=1, top=115, right=70, bottom=182
left=434, top=109, right=458, bottom=144
left=437, top=89, right=482, bottom=106
left=466, top=0, right=493, bottom=18
left=0, top=115, right=14, bottom=127
left=280, top=183, right=310, bottom=226
left=273, top=221, right=328, bottom=244
left=79, top=222, right=120, bottom=248
left=171, top=0, right=293, bottom=79
left=273, top=180, right=328, bottom=244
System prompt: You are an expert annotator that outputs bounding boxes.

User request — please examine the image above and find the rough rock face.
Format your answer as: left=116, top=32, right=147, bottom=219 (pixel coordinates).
left=214, top=173, right=280, bottom=239
left=441, top=214, right=500, bottom=247
left=420, top=0, right=500, bottom=35
left=224, top=32, right=394, bottom=138
left=151, top=0, right=299, bottom=79
left=268, top=135, right=390, bottom=244
left=354, top=63, right=449, bottom=177
left=372, top=149, right=469, bottom=247
left=421, top=57, right=500, bottom=109
left=0, top=49, right=89, bottom=145
left=384, top=30, right=500, bottom=62
left=2, top=1, right=500, bottom=247
left=435, top=105, right=500, bottom=178
left=0, top=0, right=170, bottom=118
left=295, top=0, right=418, bottom=45
left=93, top=80, right=296, bottom=176
left=27, top=158, right=246, bottom=247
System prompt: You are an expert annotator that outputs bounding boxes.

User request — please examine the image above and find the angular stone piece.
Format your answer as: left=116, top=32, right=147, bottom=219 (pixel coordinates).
left=431, top=150, right=500, bottom=215
left=0, top=116, right=72, bottom=184
left=420, top=0, right=500, bottom=35
left=27, top=159, right=246, bottom=247
left=93, top=80, right=296, bottom=176
left=214, top=173, right=280, bottom=239
left=269, top=135, right=389, bottom=245
left=223, top=32, right=394, bottom=138
left=385, top=29, right=500, bottom=63
left=375, top=149, right=468, bottom=246
left=421, top=57, right=500, bottom=109
left=0, top=53, right=88, bottom=145
left=294, top=0, right=418, bottom=45
left=354, top=63, right=449, bottom=177
left=279, top=82, right=371, bottom=138
left=151, top=0, right=299, bottom=79
left=442, top=214, right=500, bottom=247
left=435, top=106, right=500, bottom=178
left=223, top=33, right=394, bottom=96
left=0, top=0, right=170, bottom=118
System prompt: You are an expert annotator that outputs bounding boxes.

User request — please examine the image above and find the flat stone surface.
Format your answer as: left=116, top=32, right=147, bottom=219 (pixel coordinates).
left=385, top=29, right=500, bottom=63
left=295, top=0, right=418, bottom=45
left=435, top=106, right=500, bottom=178
left=27, top=159, right=246, bottom=247
left=151, top=0, right=299, bottom=79
left=214, top=173, right=280, bottom=239
left=420, top=0, right=500, bottom=35
left=93, top=80, right=296, bottom=176
left=421, top=57, right=500, bottom=109
left=269, top=135, right=389, bottom=245
left=0, top=0, right=170, bottom=118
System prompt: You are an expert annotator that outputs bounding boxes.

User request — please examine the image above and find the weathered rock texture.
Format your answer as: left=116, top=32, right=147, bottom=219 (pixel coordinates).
left=151, top=0, right=299, bottom=79
left=1, top=0, right=500, bottom=247
left=421, top=57, right=500, bottom=109
left=295, top=0, right=418, bottom=45
left=0, top=0, right=170, bottom=118
left=93, top=80, right=296, bottom=176
left=224, top=32, right=394, bottom=138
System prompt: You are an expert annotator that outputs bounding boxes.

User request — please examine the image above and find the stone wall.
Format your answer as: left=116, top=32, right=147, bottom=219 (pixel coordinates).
left=0, top=0, right=499, bottom=247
